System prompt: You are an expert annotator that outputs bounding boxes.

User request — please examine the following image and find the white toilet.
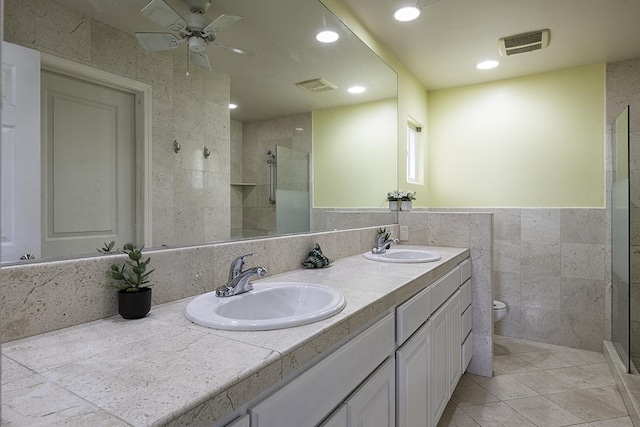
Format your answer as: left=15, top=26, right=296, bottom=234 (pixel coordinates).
left=493, top=300, right=507, bottom=322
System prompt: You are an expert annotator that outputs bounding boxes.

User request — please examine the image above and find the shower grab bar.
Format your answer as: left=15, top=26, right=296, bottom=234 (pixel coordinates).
left=267, top=150, right=276, bottom=204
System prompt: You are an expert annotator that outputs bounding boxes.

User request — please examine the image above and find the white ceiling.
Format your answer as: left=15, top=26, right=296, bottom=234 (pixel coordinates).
left=53, top=0, right=397, bottom=122
left=341, top=0, right=640, bottom=90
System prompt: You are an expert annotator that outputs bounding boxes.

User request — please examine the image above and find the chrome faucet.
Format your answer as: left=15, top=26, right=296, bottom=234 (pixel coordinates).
left=372, top=231, right=399, bottom=254
left=215, top=253, right=268, bottom=297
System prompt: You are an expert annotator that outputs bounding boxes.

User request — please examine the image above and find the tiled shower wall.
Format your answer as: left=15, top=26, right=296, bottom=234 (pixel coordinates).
left=607, top=58, right=640, bottom=361
left=4, top=0, right=232, bottom=247
left=236, top=114, right=312, bottom=237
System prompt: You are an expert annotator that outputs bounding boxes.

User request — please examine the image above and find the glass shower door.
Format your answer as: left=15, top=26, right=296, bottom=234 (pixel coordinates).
left=612, top=106, right=630, bottom=372
left=275, top=145, right=310, bottom=235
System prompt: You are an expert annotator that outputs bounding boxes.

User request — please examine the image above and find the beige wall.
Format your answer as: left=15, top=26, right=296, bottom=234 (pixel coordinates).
left=427, top=65, right=605, bottom=208
left=320, top=0, right=430, bottom=206
left=4, top=0, right=232, bottom=247
left=313, top=98, right=397, bottom=207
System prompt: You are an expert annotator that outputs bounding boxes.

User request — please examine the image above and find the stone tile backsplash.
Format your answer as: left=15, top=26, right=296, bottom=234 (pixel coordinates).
left=1, top=225, right=397, bottom=343
left=475, top=208, right=605, bottom=351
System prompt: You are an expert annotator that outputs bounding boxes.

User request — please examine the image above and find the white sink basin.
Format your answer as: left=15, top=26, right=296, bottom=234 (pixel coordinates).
left=184, top=282, right=346, bottom=331
left=363, top=248, right=441, bottom=263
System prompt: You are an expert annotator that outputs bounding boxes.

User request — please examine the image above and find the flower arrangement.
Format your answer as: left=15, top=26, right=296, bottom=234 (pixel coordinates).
left=387, top=190, right=417, bottom=201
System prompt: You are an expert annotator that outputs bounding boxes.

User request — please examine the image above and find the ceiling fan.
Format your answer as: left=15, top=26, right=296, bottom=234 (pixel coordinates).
left=134, top=0, right=256, bottom=71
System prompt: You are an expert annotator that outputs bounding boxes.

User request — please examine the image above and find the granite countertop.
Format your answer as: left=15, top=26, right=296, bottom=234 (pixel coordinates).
left=1, top=245, right=469, bottom=427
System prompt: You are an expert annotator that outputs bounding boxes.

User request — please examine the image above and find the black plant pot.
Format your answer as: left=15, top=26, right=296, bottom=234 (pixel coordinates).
left=118, top=287, right=152, bottom=319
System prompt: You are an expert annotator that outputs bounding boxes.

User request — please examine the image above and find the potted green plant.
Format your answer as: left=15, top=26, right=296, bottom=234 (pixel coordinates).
left=106, top=243, right=154, bottom=319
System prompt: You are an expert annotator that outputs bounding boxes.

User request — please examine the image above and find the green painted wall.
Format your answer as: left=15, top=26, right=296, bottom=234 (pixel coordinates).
left=313, top=98, right=397, bottom=207
left=427, top=65, right=605, bottom=207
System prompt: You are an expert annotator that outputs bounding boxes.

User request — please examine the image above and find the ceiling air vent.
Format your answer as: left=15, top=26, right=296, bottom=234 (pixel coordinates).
left=498, top=29, right=550, bottom=56
left=295, top=78, right=337, bottom=93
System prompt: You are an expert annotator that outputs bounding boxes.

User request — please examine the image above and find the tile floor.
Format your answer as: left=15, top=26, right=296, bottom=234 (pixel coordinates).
left=438, top=335, right=634, bottom=427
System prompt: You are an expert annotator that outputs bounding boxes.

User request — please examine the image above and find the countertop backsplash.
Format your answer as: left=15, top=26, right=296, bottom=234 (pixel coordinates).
left=1, top=225, right=398, bottom=343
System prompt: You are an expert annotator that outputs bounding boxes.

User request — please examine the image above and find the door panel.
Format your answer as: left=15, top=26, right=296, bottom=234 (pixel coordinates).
left=1, top=42, right=41, bottom=262
left=41, top=70, right=136, bottom=257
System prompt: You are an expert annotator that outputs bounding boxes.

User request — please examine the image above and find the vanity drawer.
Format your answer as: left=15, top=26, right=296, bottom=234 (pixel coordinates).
left=460, top=279, right=472, bottom=311
left=250, top=314, right=394, bottom=427
left=431, top=267, right=460, bottom=312
left=461, top=306, right=472, bottom=341
left=460, top=259, right=471, bottom=284
left=396, top=286, right=431, bottom=345
left=462, top=332, right=473, bottom=373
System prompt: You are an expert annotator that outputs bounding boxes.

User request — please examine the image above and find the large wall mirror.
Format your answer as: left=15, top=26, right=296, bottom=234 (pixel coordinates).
left=1, top=0, right=398, bottom=264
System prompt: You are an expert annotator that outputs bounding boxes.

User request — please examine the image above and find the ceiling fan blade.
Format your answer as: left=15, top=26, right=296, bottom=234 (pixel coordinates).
left=202, top=14, right=242, bottom=37
left=190, top=51, right=211, bottom=70
left=140, top=0, right=187, bottom=33
left=211, top=42, right=257, bottom=56
left=135, top=32, right=183, bottom=52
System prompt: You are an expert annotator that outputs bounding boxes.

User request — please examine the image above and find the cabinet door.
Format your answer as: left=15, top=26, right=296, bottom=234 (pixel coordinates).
left=430, top=304, right=449, bottom=425
left=346, top=357, right=395, bottom=427
left=225, top=414, right=249, bottom=427
left=396, top=321, right=431, bottom=427
left=320, top=405, right=347, bottom=427
left=448, top=290, right=462, bottom=393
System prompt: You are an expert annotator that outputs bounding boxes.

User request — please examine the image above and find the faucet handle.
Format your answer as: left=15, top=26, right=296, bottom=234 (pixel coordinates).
left=228, top=253, right=255, bottom=281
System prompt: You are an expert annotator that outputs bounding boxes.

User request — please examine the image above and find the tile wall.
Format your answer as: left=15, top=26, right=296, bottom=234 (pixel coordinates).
left=1, top=225, right=395, bottom=343
left=403, top=208, right=606, bottom=352
left=4, top=0, right=232, bottom=247
left=400, top=211, right=494, bottom=377
left=232, top=114, right=312, bottom=238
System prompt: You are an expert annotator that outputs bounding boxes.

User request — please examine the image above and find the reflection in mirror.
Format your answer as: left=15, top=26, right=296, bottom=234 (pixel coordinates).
left=1, top=0, right=398, bottom=264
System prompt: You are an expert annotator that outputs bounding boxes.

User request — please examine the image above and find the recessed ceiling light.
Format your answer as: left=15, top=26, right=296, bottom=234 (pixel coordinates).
left=348, top=86, right=366, bottom=94
left=477, top=60, right=499, bottom=70
left=316, top=30, right=339, bottom=43
left=393, top=6, right=421, bottom=22
left=229, top=103, right=238, bottom=109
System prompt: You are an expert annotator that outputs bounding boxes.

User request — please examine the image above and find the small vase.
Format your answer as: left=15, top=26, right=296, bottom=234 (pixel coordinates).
left=389, top=201, right=398, bottom=211
left=118, top=287, right=152, bottom=319
left=401, top=201, right=412, bottom=211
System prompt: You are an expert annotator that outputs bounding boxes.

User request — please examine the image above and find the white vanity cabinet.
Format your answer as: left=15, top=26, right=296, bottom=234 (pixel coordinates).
left=226, top=415, right=250, bottom=427
left=395, top=258, right=472, bottom=427
left=234, top=256, right=471, bottom=427
left=344, top=357, right=396, bottom=427
left=319, top=405, right=347, bottom=427
left=396, top=320, right=432, bottom=427
left=249, top=314, right=395, bottom=427
left=430, top=300, right=450, bottom=424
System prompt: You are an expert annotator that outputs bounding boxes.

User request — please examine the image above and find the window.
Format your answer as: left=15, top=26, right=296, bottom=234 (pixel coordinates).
left=406, top=122, right=422, bottom=184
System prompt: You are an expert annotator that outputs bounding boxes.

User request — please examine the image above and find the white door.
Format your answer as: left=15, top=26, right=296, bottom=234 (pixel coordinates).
left=40, top=70, right=136, bottom=257
left=1, top=42, right=41, bottom=262
left=396, top=321, right=432, bottom=427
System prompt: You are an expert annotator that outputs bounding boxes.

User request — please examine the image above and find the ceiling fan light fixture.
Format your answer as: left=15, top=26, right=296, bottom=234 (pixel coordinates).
left=188, top=36, right=205, bottom=53
left=316, top=30, right=339, bottom=43
left=393, top=6, right=421, bottom=22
